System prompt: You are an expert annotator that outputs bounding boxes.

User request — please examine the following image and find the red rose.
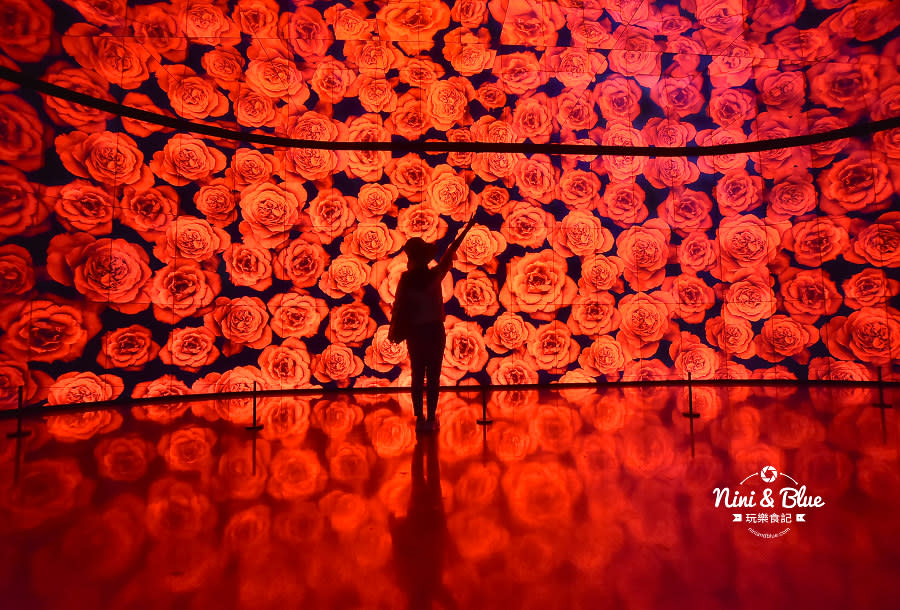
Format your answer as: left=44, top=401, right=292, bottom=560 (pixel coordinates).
left=224, top=244, right=272, bottom=291
left=808, top=56, right=879, bottom=112
left=153, top=215, right=230, bottom=264
left=707, top=87, right=757, bottom=128
left=671, top=332, right=719, bottom=380
left=364, top=408, right=415, bottom=457
left=134, top=3, right=188, bottom=63
left=94, top=435, right=155, bottom=481
left=318, top=255, right=370, bottom=299
left=722, top=272, right=777, bottom=322
left=568, top=292, right=619, bottom=338
left=47, top=371, right=124, bottom=407
left=818, top=151, right=895, bottom=215
left=500, top=201, right=553, bottom=248
left=377, top=0, right=450, bottom=53
left=842, top=269, right=900, bottom=309
left=823, top=307, right=900, bottom=365
left=191, top=366, right=268, bottom=424
left=325, top=303, right=377, bottom=347
left=131, top=375, right=192, bottom=424
left=396, top=203, right=449, bottom=242
left=352, top=183, right=399, bottom=220
left=453, top=270, right=500, bottom=317
left=782, top=217, right=849, bottom=267
left=486, top=354, right=539, bottom=385
left=159, top=326, right=220, bottom=372
left=607, top=27, right=660, bottom=87
left=229, top=84, right=276, bottom=128
left=205, top=296, right=272, bottom=356
left=267, top=291, right=328, bottom=339
left=616, top=292, right=674, bottom=359
left=485, top=311, right=535, bottom=354
left=149, top=261, right=221, bottom=324
left=62, top=23, right=151, bottom=88
left=597, top=181, right=648, bottom=228
left=0, top=0, right=53, bottom=62
left=677, top=232, right=719, bottom=273
left=705, top=315, right=756, bottom=359
left=150, top=134, right=227, bottom=186
left=499, top=250, right=577, bottom=320
left=364, top=326, right=408, bottom=373
left=119, top=185, right=179, bottom=241
left=779, top=268, right=842, bottom=324
left=0, top=166, right=50, bottom=239
left=279, top=111, right=347, bottom=181
left=57, top=131, right=154, bottom=197
left=0, top=298, right=101, bottom=362
left=0, top=94, right=49, bottom=171
left=97, top=325, right=160, bottom=370
left=549, top=210, right=614, bottom=258
left=715, top=214, right=782, bottom=282
left=312, top=344, right=364, bottom=387
left=754, top=315, right=819, bottom=364
left=305, top=191, right=358, bottom=244
left=42, top=64, right=115, bottom=131
left=443, top=316, right=489, bottom=381
left=662, top=275, right=715, bottom=324
left=158, top=425, right=217, bottom=472
left=274, top=237, right=329, bottom=288
left=0, top=244, right=34, bottom=297
left=616, top=219, right=672, bottom=290
left=656, top=188, right=712, bottom=234
left=846, top=212, right=900, bottom=268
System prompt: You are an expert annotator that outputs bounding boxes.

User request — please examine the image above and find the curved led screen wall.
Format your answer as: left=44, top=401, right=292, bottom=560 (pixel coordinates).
left=0, top=0, right=898, bottom=411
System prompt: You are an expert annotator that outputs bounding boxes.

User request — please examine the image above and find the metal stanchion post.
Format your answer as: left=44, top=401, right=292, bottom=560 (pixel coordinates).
left=477, top=385, right=493, bottom=426
left=6, top=386, right=31, bottom=439
left=872, top=368, right=893, bottom=444
left=681, top=372, right=698, bottom=458
left=245, top=381, right=263, bottom=431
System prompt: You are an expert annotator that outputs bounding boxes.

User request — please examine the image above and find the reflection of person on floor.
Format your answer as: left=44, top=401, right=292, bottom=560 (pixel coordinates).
left=390, top=435, right=456, bottom=610
left=389, top=214, right=477, bottom=432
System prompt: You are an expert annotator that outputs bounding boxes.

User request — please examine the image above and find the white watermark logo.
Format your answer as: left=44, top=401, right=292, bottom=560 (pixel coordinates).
left=713, top=466, right=825, bottom=539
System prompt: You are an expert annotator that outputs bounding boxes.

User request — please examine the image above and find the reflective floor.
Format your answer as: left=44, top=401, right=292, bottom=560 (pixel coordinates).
left=1, top=385, right=899, bottom=610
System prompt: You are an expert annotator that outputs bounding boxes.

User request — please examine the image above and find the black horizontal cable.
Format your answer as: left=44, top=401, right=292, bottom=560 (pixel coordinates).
left=2, top=66, right=899, bottom=158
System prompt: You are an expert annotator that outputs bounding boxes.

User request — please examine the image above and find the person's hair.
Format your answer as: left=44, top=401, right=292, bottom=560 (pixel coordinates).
left=403, top=237, right=436, bottom=266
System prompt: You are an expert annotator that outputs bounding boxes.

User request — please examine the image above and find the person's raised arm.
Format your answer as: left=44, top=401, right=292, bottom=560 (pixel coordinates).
left=435, top=213, right=477, bottom=278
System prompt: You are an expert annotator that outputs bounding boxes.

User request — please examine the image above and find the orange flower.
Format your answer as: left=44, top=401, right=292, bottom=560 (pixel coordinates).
left=97, top=325, right=159, bottom=370
left=485, top=311, right=535, bottom=354
left=527, top=321, right=580, bottom=373
left=0, top=298, right=101, bottom=363
left=377, top=0, right=450, bottom=53
left=312, top=344, right=364, bottom=387
left=238, top=181, right=306, bottom=248
left=549, top=210, right=614, bottom=258
left=499, top=250, right=577, bottom=319
left=150, top=134, right=226, bottom=186
left=45, top=407, right=122, bottom=442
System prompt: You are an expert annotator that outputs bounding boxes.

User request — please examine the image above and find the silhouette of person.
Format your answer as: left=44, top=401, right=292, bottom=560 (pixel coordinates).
left=389, top=434, right=456, bottom=610
left=389, top=215, right=477, bottom=432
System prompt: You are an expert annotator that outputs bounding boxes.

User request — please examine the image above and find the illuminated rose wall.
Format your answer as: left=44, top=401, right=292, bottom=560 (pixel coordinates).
left=0, top=0, right=899, bottom=409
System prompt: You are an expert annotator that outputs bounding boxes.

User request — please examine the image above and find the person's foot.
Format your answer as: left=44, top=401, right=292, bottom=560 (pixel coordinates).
left=415, top=416, right=430, bottom=433
left=427, top=415, right=440, bottom=432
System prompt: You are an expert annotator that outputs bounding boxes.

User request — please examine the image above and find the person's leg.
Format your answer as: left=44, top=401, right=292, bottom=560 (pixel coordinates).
left=425, top=325, right=446, bottom=420
left=408, top=335, right=426, bottom=419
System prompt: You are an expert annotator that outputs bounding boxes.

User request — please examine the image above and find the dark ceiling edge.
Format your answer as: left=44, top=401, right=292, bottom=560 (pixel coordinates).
left=2, top=66, right=899, bottom=157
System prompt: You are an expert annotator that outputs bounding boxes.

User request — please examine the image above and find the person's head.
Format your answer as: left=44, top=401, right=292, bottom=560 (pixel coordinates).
left=403, top=238, right=436, bottom=269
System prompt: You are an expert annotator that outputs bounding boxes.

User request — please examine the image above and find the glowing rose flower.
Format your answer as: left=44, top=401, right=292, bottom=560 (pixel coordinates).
left=499, top=250, right=577, bottom=320
left=754, top=315, right=819, bottom=363
left=46, top=371, right=123, bottom=407
left=157, top=425, right=217, bottom=472
left=322, top=4, right=372, bottom=42
left=312, top=399, right=364, bottom=438
left=542, top=46, right=606, bottom=90
left=707, top=87, right=757, bottom=128
left=708, top=38, right=762, bottom=87
left=42, top=65, right=115, bottom=131
left=752, top=112, right=811, bottom=179
left=0, top=0, right=53, bottom=62
left=486, top=312, right=535, bottom=354
left=271, top=238, right=326, bottom=290
left=527, top=404, right=582, bottom=454
left=278, top=111, right=348, bottom=181
left=322, top=303, right=375, bottom=348
left=650, top=75, right=704, bottom=118
left=386, top=90, right=432, bottom=140
left=94, top=435, right=154, bottom=482
left=0, top=298, right=101, bottom=363
left=602, top=123, right=647, bottom=181
left=662, top=275, right=715, bottom=324
left=0, top=94, right=47, bottom=171
left=656, top=188, right=712, bottom=234
left=267, top=290, right=328, bottom=339
left=256, top=338, right=311, bottom=389
left=0, top=166, right=49, bottom=239
left=715, top=215, right=782, bottom=282
left=500, top=201, right=553, bottom=249
left=62, top=23, right=151, bottom=88
left=694, top=128, right=749, bottom=175
left=238, top=181, right=306, bottom=248
left=818, top=151, right=895, bottom=216
left=568, top=292, right=620, bottom=338
left=229, top=84, right=277, bottom=128
left=243, top=53, right=307, bottom=100
left=347, top=75, right=397, bottom=114
left=265, top=448, right=326, bottom=500
left=502, top=461, right=582, bottom=528
left=476, top=83, right=507, bottom=109
left=0, top=244, right=33, bottom=298
left=514, top=155, right=558, bottom=202
left=364, top=408, right=415, bottom=457
left=45, top=180, right=115, bottom=235
left=579, top=335, right=626, bottom=377
left=808, top=57, right=879, bottom=112
left=154, top=215, right=230, bottom=264
left=557, top=170, right=601, bottom=213
left=159, top=326, right=219, bottom=372
left=577, top=255, right=623, bottom=293
left=842, top=269, right=900, bottom=309
left=845, top=213, right=900, bottom=268
left=96, top=325, right=159, bottom=371
left=150, top=134, right=226, bottom=186
left=155, top=65, right=229, bottom=121
left=779, top=268, right=842, bottom=324
left=310, top=58, right=355, bottom=104
left=823, top=307, right=900, bottom=365
left=149, top=261, right=220, bottom=324
left=486, top=354, right=539, bottom=385
left=782, top=216, right=850, bottom=267
left=705, top=315, right=756, bottom=359
left=491, top=51, right=546, bottom=96
left=526, top=321, right=579, bottom=373
left=114, top=185, right=177, bottom=241
left=312, top=344, right=364, bottom=387
left=669, top=332, right=719, bottom=380
left=808, top=357, right=873, bottom=382
left=396, top=204, right=449, bottom=244
left=771, top=25, right=831, bottom=65
left=56, top=130, right=153, bottom=192
left=722, top=272, right=777, bottom=322
left=757, top=68, right=806, bottom=111
left=443, top=27, right=496, bottom=76
left=318, top=255, right=370, bottom=299
left=377, top=0, right=450, bottom=53
left=387, top=153, right=433, bottom=203
left=616, top=219, right=671, bottom=290
left=426, top=77, right=473, bottom=131
left=549, top=210, right=614, bottom=258
left=350, top=184, right=398, bottom=222
left=453, top=270, right=500, bottom=317
left=223, top=244, right=272, bottom=291
left=425, top=164, right=470, bottom=220
left=596, top=181, right=648, bottom=228
left=678, top=232, right=719, bottom=273
left=131, top=375, right=192, bottom=424
left=510, top=94, right=554, bottom=144
left=607, top=26, right=660, bottom=87
left=205, top=296, right=272, bottom=356
left=43, top=408, right=119, bottom=443
left=616, top=292, right=673, bottom=358
left=442, top=317, right=489, bottom=381
left=364, top=326, right=408, bottom=373
left=225, top=148, right=279, bottom=190
left=567, top=14, right=613, bottom=48
left=258, top=396, right=312, bottom=443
